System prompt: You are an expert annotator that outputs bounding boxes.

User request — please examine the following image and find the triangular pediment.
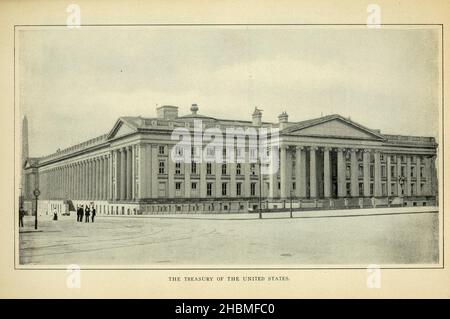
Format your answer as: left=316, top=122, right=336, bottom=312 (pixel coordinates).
left=107, top=118, right=138, bottom=140
left=284, top=116, right=385, bottom=141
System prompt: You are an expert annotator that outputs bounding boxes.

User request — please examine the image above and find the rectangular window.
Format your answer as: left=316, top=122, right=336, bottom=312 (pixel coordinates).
left=370, top=165, right=374, bottom=178
left=292, top=182, right=296, bottom=190
left=250, top=183, right=256, bottom=196
left=250, top=163, right=256, bottom=175
left=175, top=162, right=181, bottom=175
left=206, top=163, right=212, bottom=175
left=191, top=162, right=197, bottom=174
left=401, top=166, right=406, bottom=177
left=158, top=160, right=165, bottom=174
left=175, top=182, right=181, bottom=190
left=411, top=166, right=415, bottom=178
left=207, top=183, right=212, bottom=196
left=381, top=165, right=386, bottom=178
left=158, top=145, right=165, bottom=155
left=236, top=183, right=242, bottom=196
left=391, top=165, right=396, bottom=178
left=222, top=164, right=227, bottom=175
left=420, top=167, right=424, bottom=178
left=358, top=164, right=363, bottom=178
left=278, top=182, right=281, bottom=190
left=236, top=163, right=241, bottom=175
left=191, top=182, right=197, bottom=190
left=221, top=183, right=227, bottom=196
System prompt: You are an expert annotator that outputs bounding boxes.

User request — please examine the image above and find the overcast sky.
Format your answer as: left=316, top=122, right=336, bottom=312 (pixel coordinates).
left=18, top=25, right=441, bottom=157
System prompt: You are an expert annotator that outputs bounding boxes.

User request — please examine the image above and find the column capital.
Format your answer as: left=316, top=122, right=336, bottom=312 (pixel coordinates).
left=363, top=149, right=372, bottom=153
left=295, top=146, right=304, bottom=151
left=323, top=146, right=332, bottom=152
left=309, top=146, right=318, bottom=151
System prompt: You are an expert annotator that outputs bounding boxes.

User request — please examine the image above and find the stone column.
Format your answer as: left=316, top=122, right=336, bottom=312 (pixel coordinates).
left=309, top=146, right=317, bottom=198
left=168, top=145, right=175, bottom=198
left=295, top=147, right=301, bottom=197
left=132, top=145, right=137, bottom=200
left=280, top=145, right=287, bottom=199
left=127, top=146, right=133, bottom=200
left=94, top=158, right=99, bottom=200
left=110, top=152, right=114, bottom=200
left=104, top=156, right=109, bottom=200
left=268, top=146, right=278, bottom=199
left=151, top=145, right=158, bottom=198
left=230, top=158, right=236, bottom=197
left=374, top=150, right=382, bottom=197
left=397, top=155, right=402, bottom=196
left=77, top=163, right=81, bottom=199
left=337, top=148, right=346, bottom=197
left=185, top=159, right=192, bottom=198
left=79, top=163, right=82, bottom=199
left=94, top=159, right=98, bottom=200
left=387, top=155, right=392, bottom=196
left=200, top=158, right=207, bottom=198
left=323, top=147, right=331, bottom=198
left=243, top=147, right=250, bottom=197
left=120, top=148, right=127, bottom=200
left=86, top=161, right=91, bottom=200
left=298, top=147, right=307, bottom=198
left=363, top=150, right=370, bottom=197
left=114, top=150, right=120, bottom=200
left=350, top=149, right=359, bottom=197
left=416, top=156, right=421, bottom=196
left=406, top=155, right=411, bottom=196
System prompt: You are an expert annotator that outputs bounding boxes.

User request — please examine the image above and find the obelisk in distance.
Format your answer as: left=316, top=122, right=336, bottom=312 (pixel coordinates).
left=20, top=115, right=29, bottom=199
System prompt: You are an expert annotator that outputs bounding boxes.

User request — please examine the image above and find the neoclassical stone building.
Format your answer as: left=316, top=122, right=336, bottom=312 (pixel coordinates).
left=22, top=104, right=438, bottom=216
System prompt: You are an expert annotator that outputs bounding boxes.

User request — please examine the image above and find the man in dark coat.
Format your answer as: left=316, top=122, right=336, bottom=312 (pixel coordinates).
left=79, top=205, right=84, bottom=222
left=84, top=205, right=90, bottom=223
left=76, top=205, right=80, bottom=222
left=91, top=207, right=96, bottom=223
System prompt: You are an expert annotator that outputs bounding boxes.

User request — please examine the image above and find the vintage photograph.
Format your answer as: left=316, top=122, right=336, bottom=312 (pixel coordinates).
left=17, top=25, right=441, bottom=267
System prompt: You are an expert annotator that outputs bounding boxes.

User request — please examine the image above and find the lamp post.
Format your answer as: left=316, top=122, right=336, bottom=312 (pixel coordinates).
left=33, top=188, right=40, bottom=230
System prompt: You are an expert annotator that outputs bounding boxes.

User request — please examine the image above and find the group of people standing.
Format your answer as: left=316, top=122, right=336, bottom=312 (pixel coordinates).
left=76, top=204, right=96, bottom=223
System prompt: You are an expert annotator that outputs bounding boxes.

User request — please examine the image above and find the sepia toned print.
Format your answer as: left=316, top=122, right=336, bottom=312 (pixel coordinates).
left=17, top=25, right=441, bottom=267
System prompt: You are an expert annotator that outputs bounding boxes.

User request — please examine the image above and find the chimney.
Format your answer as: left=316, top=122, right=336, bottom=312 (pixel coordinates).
left=252, top=107, right=262, bottom=126
left=156, top=105, right=178, bottom=120
left=278, top=111, right=289, bottom=130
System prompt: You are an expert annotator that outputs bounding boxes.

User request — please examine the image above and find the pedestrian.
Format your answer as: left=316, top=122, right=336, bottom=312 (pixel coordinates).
left=53, top=208, right=58, bottom=221
left=91, top=206, right=96, bottom=223
left=85, top=205, right=90, bottom=223
left=80, top=205, right=84, bottom=222
left=76, top=205, right=80, bottom=222
left=19, top=206, right=25, bottom=227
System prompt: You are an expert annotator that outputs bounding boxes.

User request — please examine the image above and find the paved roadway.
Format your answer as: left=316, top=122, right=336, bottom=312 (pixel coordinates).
left=18, top=207, right=439, bottom=266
